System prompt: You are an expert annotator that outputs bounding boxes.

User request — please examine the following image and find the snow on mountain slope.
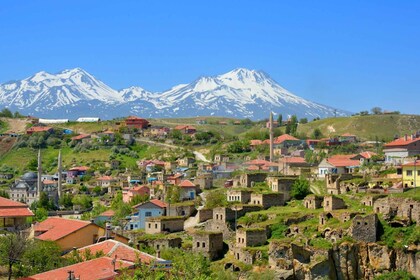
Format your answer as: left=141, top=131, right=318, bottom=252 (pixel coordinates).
left=0, top=67, right=349, bottom=119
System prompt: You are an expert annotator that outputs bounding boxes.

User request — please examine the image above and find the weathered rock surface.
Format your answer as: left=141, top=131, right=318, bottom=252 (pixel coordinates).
left=269, top=241, right=419, bottom=279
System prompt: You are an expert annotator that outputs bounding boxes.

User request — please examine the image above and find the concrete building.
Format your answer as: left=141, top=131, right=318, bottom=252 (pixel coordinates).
left=192, top=231, right=224, bottom=260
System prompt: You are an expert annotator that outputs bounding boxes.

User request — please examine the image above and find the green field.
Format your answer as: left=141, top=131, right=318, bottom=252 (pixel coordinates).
left=296, top=114, right=420, bottom=141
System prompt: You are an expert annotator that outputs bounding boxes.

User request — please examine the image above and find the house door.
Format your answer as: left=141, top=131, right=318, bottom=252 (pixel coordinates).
left=189, top=192, right=195, bottom=199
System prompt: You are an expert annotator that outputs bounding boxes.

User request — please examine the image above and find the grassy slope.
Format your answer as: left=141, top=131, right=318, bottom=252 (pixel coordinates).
left=297, top=114, right=420, bottom=141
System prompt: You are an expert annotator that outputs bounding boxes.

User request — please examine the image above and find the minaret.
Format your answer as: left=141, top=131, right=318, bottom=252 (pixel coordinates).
left=37, top=149, right=42, bottom=199
left=57, top=150, right=62, bottom=199
left=269, top=112, right=274, bottom=162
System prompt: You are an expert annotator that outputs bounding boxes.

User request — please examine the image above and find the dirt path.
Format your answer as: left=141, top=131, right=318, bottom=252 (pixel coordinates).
left=0, top=117, right=30, bottom=133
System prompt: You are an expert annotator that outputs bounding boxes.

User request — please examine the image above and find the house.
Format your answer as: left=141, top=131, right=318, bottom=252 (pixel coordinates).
left=34, top=217, right=128, bottom=252
left=122, top=185, right=150, bottom=203
left=96, top=176, right=117, bottom=188
left=126, top=199, right=167, bottom=230
left=340, top=133, right=358, bottom=143
left=25, top=257, right=134, bottom=280
left=192, top=231, right=224, bottom=260
left=266, top=120, right=279, bottom=128
left=145, top=216, right=185, bottom=234
left=383, top=133, right=420, bottom=164
left=303, top=194, right=323, bottom=209
left=174, top=125, right=196, bottom=134
left=194, top=173, right=213, bottom=190
left=150, top=126, right=170, bottom=137
left=214, top=154, right=230, bottom=163
left=318, top=155, right=360, bottom=178
left=236, top=227, right=267, bottom=247
left=179, top=180, right=197, bottom=200
left=26, top=126, right=53, bottom=135
left=94, top=209, right=115, bottom=225
left=67, top=166, right=90, bottom=180
left=71, top=134, right=91, bottom=143
left=266, top=176, right=296, bottom=201
left=323, top=196, right=346, bottom=211
left=273, top=134, right=302, bottom=148
left=359, top=151, right=377, bottom=164
left=402, top=161, right=420, bottom=188
left=236, top=172, right=267, bottom=188
left=167, top=173, right=184, bottom=185
left=0, top=196, right=33, bottom=231
left=178, top=157, right=195, bottom=167
left=125, top=116, right=149, bottom=129
left=278, top=157, right=312, bottom=176
left=250, top=193, right=284, bottom=209
left=227, top=189, right=252, bottom=204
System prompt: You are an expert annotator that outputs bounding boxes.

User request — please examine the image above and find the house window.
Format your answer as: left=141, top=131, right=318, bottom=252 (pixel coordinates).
left=145, top=211, right=152, bottom=217
left=406, top=170, right=413, bottom=176
left=202, top=242, right=205, bottom=248
left=155, top=224, right=158, bottom=229
left=197, top=242, right=200, bottom=248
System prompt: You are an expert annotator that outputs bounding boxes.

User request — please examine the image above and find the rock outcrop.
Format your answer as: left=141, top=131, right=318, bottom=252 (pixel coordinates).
left=269, top=241, right=419, bottom=279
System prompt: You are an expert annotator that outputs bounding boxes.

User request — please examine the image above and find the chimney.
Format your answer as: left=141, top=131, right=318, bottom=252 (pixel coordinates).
left=404, top=134, right=408, bottom=141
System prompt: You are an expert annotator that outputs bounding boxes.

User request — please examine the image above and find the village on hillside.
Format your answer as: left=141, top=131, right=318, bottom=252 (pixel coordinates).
left=0, top=112, right=419, bottom=280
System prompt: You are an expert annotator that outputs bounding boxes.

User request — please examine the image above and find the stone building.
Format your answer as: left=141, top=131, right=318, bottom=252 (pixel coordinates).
left=226, top=189, right=252, bottom=204
left=350, top=214, right=378, bottom=242
left=138, top=236, right=182, bottom=251
left=303, top=194, right=323, bottom=209
left=192, top=231, right=224, bottom=260
left=214, top=154, right=230, bottom=163
left=232, top=247, right=263, bottom=265
left=373, top=197, right=420, bottom=224
left=266, top=176, right=296, bottom=201
left=237, top=173, right=267, bottom=188
left=167, top=201, right=197, bottom=217
left=194, top=174, right=213, bottom=190
left=325, top=174, right=355, bottom=194
left=323, top=196, right=346, bottom=211
left=145, top=216, right=184, bottom=234
left=250, top=193, right=284, bottom=209
left=236, top=228, right=267, bottom=248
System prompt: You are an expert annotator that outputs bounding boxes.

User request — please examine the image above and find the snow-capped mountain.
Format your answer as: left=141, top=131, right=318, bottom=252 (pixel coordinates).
left=0, top=68, right=349, bottom=119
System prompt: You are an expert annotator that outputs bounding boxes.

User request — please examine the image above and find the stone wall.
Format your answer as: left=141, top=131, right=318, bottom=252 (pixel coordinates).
left=239, top=173, right=267, bottom=188
left=197, top=209, right=213, bottom=223
left=192, top=231, right=224, bottom=260
left=250, top=193, right=284, bottom=209
left=323, top=196, right=346, bottom=211
left=303, top=194, right=323, bottom=209
left=236, top=228, right=267, bottom=247
left=373, top=197, right=420, bottom=224
left=350, top=214, right=378, bottom=242
left=145, top=217, right=184, bottom=234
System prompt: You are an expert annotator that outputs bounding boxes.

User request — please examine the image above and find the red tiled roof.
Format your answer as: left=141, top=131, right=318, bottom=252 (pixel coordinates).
left=69, top=166, right=90, bottom=171
left=98, top=176, right=114, bottom=181
left=250, top=140, right=263, bottom=146
left=179, top=180, right=196, bottom=188
left=327, top=155, right=360, bottom=167
left=25, top=256, right=133, bottom=280
left=27, top=126, right=52, bottom=133
left=280, top=157, right=306, bottom=164
left=273, top=134, right=299, bottom=144
left=359, top=151, right=376, bottom=159
left=341, top=133, right=356, bottom=137
left=150, top=199, right=167, bottom=208
left=42, top=179, right=56, bottom=185
left=402, top=161, right=419, bottom=167
left=384, top=136, right=420, bottom=147
left=0, top=197, right=34, bottom=217
left=71, top=134, right=91, bottom=140
left=244, top=159, right=271, bottom=166
left=34, top=217, right=92, bottom=241
left=99, top=210, right=115, bottom=217
left=0, top=196, right=29, bottom=207
left=76, top=240, right=166, bottom=265
left=247, top=165, right=260, bottom=171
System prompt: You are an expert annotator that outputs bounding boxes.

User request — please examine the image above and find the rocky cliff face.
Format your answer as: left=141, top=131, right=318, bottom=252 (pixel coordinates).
left=269, top=241, right=419, bottom=280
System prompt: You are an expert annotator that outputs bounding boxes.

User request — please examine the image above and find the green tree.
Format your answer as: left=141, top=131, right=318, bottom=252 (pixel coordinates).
left=72, top=194, right=93, bottom=209
left=0, top=232, right=29, bottom=280
left=34, top=208, right=48, bottom=222
left=299, top=118, right=308, bottom=124
left=59, top=193, right=73, bottom=209
left=291, top=177, right=311, bottom=200
left=285, top=115, right=298, bottom=135
left=18, top=240, right=63, bottom=277
left=312, top=128, right=323, bottom=139
left=277, top=114, right=283, bottom=125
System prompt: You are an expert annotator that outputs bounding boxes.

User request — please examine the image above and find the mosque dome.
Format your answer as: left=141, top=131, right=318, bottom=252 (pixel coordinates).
left=22, top=172, right=38, bottom=180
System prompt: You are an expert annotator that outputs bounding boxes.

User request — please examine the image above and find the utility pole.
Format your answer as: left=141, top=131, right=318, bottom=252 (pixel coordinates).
left=269, top=112, right=274, bottom=162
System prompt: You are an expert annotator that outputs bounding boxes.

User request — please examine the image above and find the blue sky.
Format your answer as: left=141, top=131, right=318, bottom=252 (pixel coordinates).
left=0, top=1, right=419, bottom=114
